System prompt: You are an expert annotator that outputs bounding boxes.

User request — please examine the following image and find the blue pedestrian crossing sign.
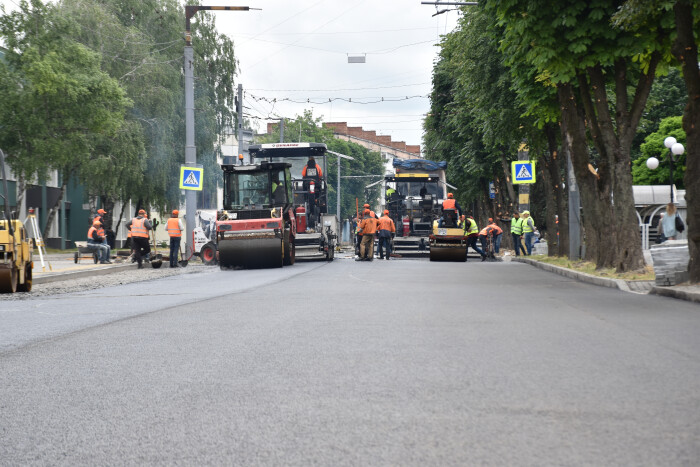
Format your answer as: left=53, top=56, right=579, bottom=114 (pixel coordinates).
left=511, top=161, right=536, bottom=184
left=179, top=166, right=203, bottom=191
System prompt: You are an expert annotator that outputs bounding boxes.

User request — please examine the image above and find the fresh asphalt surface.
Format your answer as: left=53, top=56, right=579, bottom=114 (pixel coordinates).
left=1, top=258, right=699, bottom=465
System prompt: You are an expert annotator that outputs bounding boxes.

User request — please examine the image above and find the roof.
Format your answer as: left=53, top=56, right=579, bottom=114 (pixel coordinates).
left=633, top=185, right=685, bottom=207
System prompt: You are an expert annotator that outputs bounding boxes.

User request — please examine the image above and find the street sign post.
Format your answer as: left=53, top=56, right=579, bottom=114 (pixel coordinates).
left=489, top=181, right=495, bottom=199
left=511, top=161, right=536, bottom=184
left=179, top=166, right=203, bottom=191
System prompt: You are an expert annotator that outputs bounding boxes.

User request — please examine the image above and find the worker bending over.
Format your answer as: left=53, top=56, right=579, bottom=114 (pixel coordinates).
left=126, top=209, right=153, bottom=269
left=377, top=209, right=396, bottom=260
left=479, top=219, right=503, bottom=260
left=357, top=209, right=378, bottom=261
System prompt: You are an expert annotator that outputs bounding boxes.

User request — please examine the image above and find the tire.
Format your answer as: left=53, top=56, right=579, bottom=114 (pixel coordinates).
left=18, top=264, right=32, bottom=292
left=201, top=243, right=217, bottom=266
left=74, top=252, right=79, bottom=264
left=0, top=267, right=18, bottom=293
left=93, top=252, right=99, bottom=264
left=283, top=232, right=295, bottom=266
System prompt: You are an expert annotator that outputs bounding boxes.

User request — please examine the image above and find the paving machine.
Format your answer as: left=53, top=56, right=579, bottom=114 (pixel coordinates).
left=216, top=160, right=296, bottom=269
left=0, top=149, right=33, bottom=293
left=248, top=143, right=337, bottom=261
left=378, top=159, right=450, bottom=256
left=429, top=210, right=467, bottom=261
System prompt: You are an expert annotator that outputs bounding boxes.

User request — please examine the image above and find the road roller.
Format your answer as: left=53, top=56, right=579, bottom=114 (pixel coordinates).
left=216, top=160, right=296, bottom=269
left=428, top=210, right=467, bottom=262
left=0, top=149, right=33, bottom=293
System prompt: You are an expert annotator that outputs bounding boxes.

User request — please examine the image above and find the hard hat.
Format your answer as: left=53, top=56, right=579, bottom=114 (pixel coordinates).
left=460, top=215, right=465, bottom=220
left=523, top=210, right=530, bottom=215
left=447, top=193, right=454, bottom=198
left=138, top=209, right=146, bottom=215
left=97, top=209, right=106, bottom=215
left=363, top=203, right=370, bottom=208
left=363, top=209, right=370, bottom=215
left=93, top=220, right=101, bottom=226
left=383, top=210, right=389, bottom=215
left=488, top=218, right=493, bottom=223
left=172, top=210, right=179, bottom=216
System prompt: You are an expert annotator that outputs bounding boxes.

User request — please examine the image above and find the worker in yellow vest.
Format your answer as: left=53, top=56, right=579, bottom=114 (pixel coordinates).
left=464, top=215, right=486, bottom=261
left=510, top=212, right=525, bottom=256
left=521, top=211, right=536, bottom=256
left=166, top=210, right=183, bottom=268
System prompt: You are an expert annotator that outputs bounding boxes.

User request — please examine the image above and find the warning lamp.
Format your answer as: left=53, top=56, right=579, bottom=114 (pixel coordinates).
left=238, top=153, right=244, bottom=165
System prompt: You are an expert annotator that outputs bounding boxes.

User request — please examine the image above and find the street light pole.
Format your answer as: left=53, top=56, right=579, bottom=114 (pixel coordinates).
left=183, top=5, right=256, bottom=258
left=646, top=136, right=685, bottom=204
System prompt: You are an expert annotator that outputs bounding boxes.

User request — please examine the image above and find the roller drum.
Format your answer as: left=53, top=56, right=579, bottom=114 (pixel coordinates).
left=218, top=236, right=283, bottom=269
left=429, top=246, right=467, bottom=262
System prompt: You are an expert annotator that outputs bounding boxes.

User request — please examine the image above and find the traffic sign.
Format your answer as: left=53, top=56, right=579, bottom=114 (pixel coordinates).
left=489, top=181, right=495, bottom=199
left=511, top=161, right=536, bottom=184
left=179, top=166, right=203, bottom=191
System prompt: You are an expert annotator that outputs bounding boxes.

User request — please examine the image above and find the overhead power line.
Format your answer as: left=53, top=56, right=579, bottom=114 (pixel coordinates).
left=249, top=94, right=428, bottom=105
left=247, top=83, right=429, bottom=92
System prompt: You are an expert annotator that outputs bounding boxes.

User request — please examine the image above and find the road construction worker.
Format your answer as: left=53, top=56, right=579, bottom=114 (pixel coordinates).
left=521, top=211, right=536, bottom=256
left=166, top=210, right=183, bottom=268
left=479, top=219, right=503, bottom=257
left=357, top=209, right=378, bottom=261
left=87, top=220, right=111, bottom=264
left=386, top=187, right=396, bottom=197
left=363, top=203, right=379, bottom=219
left=302, top=156, right=323, bottom=178
left=441, top=193, right=462, bottom=227
left=125, top=209, right=153, bottom=269
left=465, top=215, right=486, bottom=261
left=510, top=212, right=525, bottom=256
left=377, top=209, right=396, bottom=260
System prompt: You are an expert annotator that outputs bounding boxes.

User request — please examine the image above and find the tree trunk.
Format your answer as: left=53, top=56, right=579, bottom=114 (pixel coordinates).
left=540, top=157, right=557, bottom=256
left=672, top=1, right=700, bottom=283
left=543, top=123, right=569, bottom=257
left=500, top=153, right=516, bottom=204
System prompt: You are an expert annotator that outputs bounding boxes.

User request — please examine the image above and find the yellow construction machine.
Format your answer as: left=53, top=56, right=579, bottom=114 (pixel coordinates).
left=0, top=149, right=33, bottom=293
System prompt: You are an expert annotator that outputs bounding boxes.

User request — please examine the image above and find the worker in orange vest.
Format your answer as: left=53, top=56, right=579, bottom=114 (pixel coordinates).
left=377, top=209, right=396, bottom=260
left=479, top=218, right=503, bottom=261
left=125, top=209, right=153, bottom=269
left=357, top=209, right=378, bottom=261
left=166, top=210, right=183, bottom=268
left=442, top=193, right=463, bottom=217
left=363, top=203, right=379, bottom=219
left=87, top=220, right=111, bottom=264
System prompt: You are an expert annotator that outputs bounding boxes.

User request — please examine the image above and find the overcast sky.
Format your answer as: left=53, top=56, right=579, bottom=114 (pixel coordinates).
left=1, top=0, right=460, bottom=149
left=209, top=0, right=460, bottom=149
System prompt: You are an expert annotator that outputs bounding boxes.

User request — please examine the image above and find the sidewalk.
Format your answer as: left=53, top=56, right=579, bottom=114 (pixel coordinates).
left=512, top=257, right=700, bottom=304
left=31, top=253, right=139, bottom=284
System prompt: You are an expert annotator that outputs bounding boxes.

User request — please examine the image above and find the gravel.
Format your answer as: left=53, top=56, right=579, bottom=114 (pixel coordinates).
left=0, top=263, right=210, bottom=300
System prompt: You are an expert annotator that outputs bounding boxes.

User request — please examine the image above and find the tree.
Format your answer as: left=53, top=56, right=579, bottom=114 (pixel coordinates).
left=488, top=0, right=674, bottom=272
left=632, top=116, right=685, bottom=186
left=0, top=0, right=130, bottom=237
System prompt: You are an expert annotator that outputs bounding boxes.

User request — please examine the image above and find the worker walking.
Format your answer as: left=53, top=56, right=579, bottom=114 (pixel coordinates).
left=87, top=220, right=112, bottom=264
left=125, top=209, right=153, bottom=269
left=357, top=209, right=378, bottom=261
left=521, top=211, right=536, bottom=256
left=377, top=209, right=396, bottom=260
left=464, top=215, right=486, bottom=261
left=510, top=212, right=525, bottom=256
left=166, top=210, right=183, bottom=268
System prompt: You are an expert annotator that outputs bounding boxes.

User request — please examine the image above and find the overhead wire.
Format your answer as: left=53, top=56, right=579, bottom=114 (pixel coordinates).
left=247, top=83, right=429, bottom=92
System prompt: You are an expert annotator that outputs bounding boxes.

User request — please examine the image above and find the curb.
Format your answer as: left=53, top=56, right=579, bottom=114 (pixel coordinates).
left=33, top=263, right=139, bottom=285
left=649, top=286, right=700, bottom=304
left=512, top=257, right=632, bottom=292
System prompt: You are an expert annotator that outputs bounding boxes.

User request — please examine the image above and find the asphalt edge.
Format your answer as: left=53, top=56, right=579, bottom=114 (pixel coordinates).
left=33, top=263, right=139, bottom=284
left=512, top=257, right=632, bottom=292
left=649, top=286, right=700, bottom=304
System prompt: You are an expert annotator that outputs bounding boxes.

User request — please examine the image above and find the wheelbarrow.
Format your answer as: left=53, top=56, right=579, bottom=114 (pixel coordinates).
left=73, top=241, right=99, bottom=264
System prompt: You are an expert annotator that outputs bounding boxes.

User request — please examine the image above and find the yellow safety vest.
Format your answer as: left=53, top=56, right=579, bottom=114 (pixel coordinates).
left=511, top=217, right=523, bottom=235
left=522, top=217, right=534, bottom=233
left=468, top=220, right=478, bottom=235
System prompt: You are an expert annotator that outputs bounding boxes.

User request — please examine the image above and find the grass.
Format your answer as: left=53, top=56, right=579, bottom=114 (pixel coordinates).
left=529, top=255, right=655, bottom=281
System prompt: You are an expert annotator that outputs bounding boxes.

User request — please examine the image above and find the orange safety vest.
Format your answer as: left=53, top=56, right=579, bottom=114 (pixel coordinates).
left=302, top=163, right=323, bottom=178
left=377, top=215, right=395, bottom=232
left=443, top=199, right=456, bottom=210
left=166, top=217, right=181, bottom=237
left=94, top=216, right=105, bottom=236
left=130, top=217, right=149, bottom=238
left=87, top=226, right=98, bottom=241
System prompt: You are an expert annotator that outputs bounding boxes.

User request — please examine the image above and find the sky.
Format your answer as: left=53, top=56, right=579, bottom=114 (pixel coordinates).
left=208, top=0, right=460, bottom=150
left=0, top=0, right=461, bottom=150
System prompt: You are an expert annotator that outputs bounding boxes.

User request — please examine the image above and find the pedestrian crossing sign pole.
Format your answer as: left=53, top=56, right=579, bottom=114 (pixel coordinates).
left=511, top=161, right=536, bottom=184
left=179, top=165, right=203, bottom=191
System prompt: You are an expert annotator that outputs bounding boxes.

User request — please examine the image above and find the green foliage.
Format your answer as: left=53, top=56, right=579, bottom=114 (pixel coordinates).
left=632, top=116, right=685, bottom=187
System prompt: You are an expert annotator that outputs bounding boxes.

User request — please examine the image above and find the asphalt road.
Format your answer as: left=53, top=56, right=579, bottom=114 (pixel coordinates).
left=1, top=258, right=699, bottom=466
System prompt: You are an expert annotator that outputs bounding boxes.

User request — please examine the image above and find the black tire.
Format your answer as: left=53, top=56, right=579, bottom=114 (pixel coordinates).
left=283, top=231, right=295, bottom=266
left=93, top=252, right=99, bottom=264
left=201, top=243, right=217, bottom=266
left=0, top=267, right=18, bottom=293
left=18, top=264, right=32, bottom=292
left=74, top=252, right=79, bottom=264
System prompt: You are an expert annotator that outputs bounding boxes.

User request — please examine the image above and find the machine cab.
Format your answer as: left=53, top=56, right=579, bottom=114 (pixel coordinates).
left=222, top=162, right=293, bottom=216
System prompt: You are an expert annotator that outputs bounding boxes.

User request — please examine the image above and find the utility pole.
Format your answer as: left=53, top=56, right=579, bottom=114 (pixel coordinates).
left=237, top=83, right=244, bottom=163
left=183, top=5, right=254, bottom=258
left=567, top=148, right=581, bottom=260
left=327, top=150, right=355, bottom=221
left=517, top=142, right=530, bottom=213
left=279, top=118, right=284, bottom=143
